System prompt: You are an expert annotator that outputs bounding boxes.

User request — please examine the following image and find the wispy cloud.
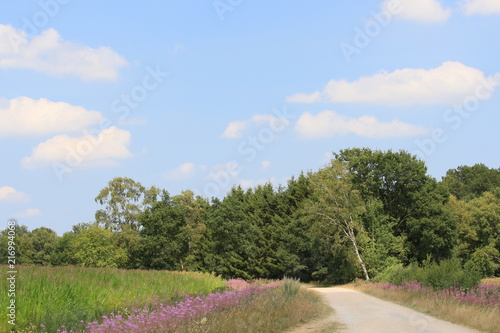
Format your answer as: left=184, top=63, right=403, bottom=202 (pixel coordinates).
left=222, top=114, right=290, bottom=139
left=294, top=111, right=429, bottom=139
left=0, top=25, right=128, bottom=80
left=261, top=161, right=271, bottom=170
left=164, top=162, right=198, bottom=181
left=381, top=0, right=451, bottom=23
left=0, top=186, right=28, bottom=202
left=287, top=62, right=498, bottom=106
left=460, top=0, right=500, bottom=15
left=15, top=208, right=41, bottom=218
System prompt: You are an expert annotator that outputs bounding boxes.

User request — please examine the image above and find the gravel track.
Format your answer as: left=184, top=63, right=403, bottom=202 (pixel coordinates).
left=287, top=287, right=480, bottom=333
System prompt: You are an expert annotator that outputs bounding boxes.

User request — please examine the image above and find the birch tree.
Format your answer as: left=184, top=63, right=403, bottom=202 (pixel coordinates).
left=306, top=160, right=370, bottom=280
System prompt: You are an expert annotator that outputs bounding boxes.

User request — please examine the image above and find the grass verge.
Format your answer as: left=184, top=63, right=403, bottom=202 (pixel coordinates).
left=177, top=279, right=334, bottom=333
left=73, top=278, right=333, bottom=333
left=350, top=280, right=499, bottom=333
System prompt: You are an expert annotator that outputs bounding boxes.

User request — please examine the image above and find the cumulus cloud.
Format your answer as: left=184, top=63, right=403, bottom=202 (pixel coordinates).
left=15, top=208, right=41, bottom=218
left=221, top=114, right=290, bottom=139
left=0, top=97, right=104, bottom=137
left=21, top=126, right=133, bottom=169
left=164, top=162, right=197, bottom=180
left=0, top=186, right=28, bottom=202
left=287, top=62, right=498, bottom=106
left=0, top=25, right=128, bottom=80
left=294, top=111, right=429, bottom=139
left=380, top=0, right=451, bottom=23
left=461, top=0, right=500, bottom=15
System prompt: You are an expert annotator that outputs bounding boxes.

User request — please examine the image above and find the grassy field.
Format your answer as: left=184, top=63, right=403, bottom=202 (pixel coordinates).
left=0, top=265, right=225, bottom=332
left=1, top=266, right=331, bottom=333
left=350, top=278, right=500, bottom=333
left=80, top=278, right=333, bottom=333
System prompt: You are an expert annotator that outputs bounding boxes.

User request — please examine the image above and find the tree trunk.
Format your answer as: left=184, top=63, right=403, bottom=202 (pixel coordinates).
left=347, top=226, right=370, bottom=281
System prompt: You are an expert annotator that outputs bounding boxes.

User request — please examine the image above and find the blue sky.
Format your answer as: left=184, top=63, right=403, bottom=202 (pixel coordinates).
left=1, top=0, right=499, bottom=235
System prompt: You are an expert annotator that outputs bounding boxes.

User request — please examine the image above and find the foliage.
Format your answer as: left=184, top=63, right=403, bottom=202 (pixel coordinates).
left=7, top=148, right=499, bottom=287
left=94, top=177, right=159, bottom=231
left=375, top=258, right=482, bottom=290
left=304, top=160, right=370, bottom=280
left=138, top=190, right=191, bottom=271
left=442, top=163, right=500, bottom=201
left=71, top=225, right=127, bottom=268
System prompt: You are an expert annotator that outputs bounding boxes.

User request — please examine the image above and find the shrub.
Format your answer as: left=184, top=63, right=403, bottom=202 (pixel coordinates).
left=465, top=246, right=500, bottom=278
left=375, top=258, right=482, bottom=290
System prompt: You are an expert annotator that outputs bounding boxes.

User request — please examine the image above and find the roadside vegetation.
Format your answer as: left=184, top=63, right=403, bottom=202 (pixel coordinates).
left=349, top=261, right=500, bottom=333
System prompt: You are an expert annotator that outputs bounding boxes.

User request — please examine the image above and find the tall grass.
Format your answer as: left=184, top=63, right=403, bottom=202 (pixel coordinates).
left=79, top=279, right=331, bottom=333
left=0, top=265, right=225, bottom=332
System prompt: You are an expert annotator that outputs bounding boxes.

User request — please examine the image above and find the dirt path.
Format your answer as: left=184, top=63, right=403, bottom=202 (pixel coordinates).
left=287, top=287, right=480, bottom=333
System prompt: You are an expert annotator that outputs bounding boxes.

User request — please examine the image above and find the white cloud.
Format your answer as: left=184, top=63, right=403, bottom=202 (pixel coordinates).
left=461, top=0, right=500, bottom=15
left=381, top=0, right=451, bottom=23
left=222, top=120, right=247, bottom=139
left=21, top=126, right=133, bottom=169
left=206, top=162, right=242, bottom=181
left=221, top=114, right=290, bottom=139
left=164, top=162, right=197, bottom=180
left=0, top=25, right=128, bottom=80
left=15, top=208, right=41, bottom=218
left=0, top=186, right=28, bottom=202
left=294, top=111, right=429, bottom=139
left=0, top=97, right=104, bottom=137
left=287, top=62, right=498, bottom=106
left=261, top=161, right=271, bottom=170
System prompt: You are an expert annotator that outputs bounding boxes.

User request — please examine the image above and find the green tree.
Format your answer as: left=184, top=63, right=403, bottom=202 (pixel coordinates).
left=51, top=231, right=78, bottom=266
left=204, top=186, right=262, bottom=279
left=334, top=148, right=455, bottom=264
left=274, top=173, right=315, bottom=281
left=442, top=164, right=500, bottom=201
left=404, top=180, right=457, bottom=262
left=138, top=190, right=190, bottom=270
left=71, top=225, right=126, bottom=268
left=334, top=148, right=428, bottom=228
left=171, top=190, right=210, bottom=271
left=29, top=227, right=58, bottom=265
left=304, top=160, right=370, bottom=280
left=0, top=224, right=34, bottom=265
left=448, top=188, right=500, bottom=274
left=94, top=177, right=160, bottom=231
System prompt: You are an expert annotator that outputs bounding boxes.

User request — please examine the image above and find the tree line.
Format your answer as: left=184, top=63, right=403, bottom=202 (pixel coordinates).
left=2, top=148, right=499, bottom=283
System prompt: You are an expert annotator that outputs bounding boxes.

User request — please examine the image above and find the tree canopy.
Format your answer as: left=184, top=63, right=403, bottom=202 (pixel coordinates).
left=9, top=148, right=499, bottom=281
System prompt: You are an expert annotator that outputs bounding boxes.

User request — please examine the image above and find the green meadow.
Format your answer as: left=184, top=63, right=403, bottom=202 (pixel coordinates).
left=1, top=265, right=226, bottom=332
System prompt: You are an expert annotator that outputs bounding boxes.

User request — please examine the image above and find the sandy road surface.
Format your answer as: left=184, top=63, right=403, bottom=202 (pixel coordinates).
left=288, top=287, right=480, bottom=333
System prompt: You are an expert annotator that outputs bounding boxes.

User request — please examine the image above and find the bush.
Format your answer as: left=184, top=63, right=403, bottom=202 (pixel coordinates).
left=375, top=258, right=482, bottom=290
left=374, top=262, right=419, bottom=285
left=421, top=258, right=481, bottom=289
left=465, top=246, right=500, bottom=278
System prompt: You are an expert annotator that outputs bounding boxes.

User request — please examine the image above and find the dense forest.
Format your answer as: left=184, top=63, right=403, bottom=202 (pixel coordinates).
left=2, top=148, right=499, bottom=283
